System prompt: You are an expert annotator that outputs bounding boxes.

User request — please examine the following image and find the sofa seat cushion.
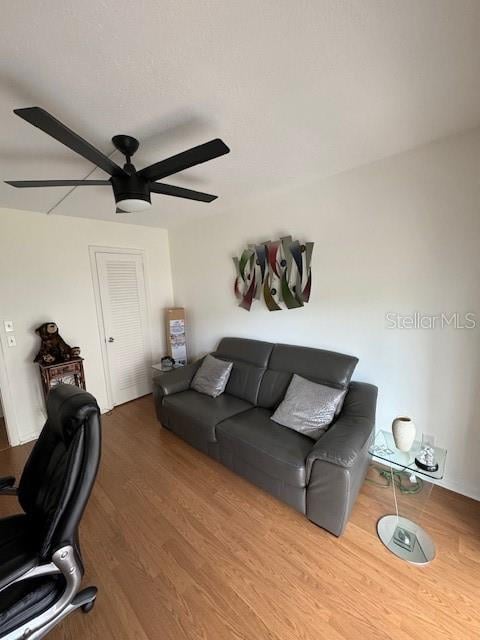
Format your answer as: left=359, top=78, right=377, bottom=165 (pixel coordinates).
left=162, top=390, right=252, bottom=442
left=216, top=408, right=314, bottom=488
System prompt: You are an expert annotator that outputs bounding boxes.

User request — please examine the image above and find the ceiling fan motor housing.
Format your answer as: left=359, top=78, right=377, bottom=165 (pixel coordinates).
left=110, top=174, right=151, bottom=210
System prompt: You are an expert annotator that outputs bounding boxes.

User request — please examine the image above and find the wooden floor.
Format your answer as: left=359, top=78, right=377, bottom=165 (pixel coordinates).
left=0, top=395, right=479, bottom=640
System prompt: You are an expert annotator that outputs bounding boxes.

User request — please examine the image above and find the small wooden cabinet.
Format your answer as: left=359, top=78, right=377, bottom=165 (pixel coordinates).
left=39, top=359, right=86, bottom=401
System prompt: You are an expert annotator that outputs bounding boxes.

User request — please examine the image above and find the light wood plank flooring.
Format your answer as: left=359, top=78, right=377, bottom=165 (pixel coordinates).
left=0, top=395, right=479, bottom=639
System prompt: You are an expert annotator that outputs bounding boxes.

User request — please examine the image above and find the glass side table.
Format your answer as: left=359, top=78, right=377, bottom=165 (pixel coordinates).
left=369, top=430, right=447, bottom=565
left=151, top=362, right=184, bottom=382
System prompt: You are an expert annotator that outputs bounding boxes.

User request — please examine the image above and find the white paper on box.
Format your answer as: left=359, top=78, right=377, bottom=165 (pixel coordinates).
left=169, top=318, right=187, bottom=364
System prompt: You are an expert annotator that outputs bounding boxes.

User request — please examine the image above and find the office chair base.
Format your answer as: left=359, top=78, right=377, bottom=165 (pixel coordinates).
left=73, top=586, right=97, bottom=613
left=1, top=548, right=98, bottom=640
left=81, top=599, right=95, bottom=613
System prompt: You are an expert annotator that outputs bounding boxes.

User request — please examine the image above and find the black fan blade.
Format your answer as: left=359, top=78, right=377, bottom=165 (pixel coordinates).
left=14, top=107, right=126, bottom=177
left=138, top=139, right=229, bottom=182
left=150, top=182, right=217, bottom=202
left=5, top=179, right=110, bottom=188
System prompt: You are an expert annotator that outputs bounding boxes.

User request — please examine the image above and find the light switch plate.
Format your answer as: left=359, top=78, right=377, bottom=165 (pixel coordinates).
left=4, top=320, right=14, bottom=333
left=7, top=335, right=16, bottom=347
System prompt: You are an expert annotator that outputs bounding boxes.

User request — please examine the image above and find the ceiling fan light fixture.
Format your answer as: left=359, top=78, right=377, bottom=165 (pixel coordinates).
left=111, top=173, right=152, bottom=213
left=6, top=107, right=230, bottom=213
left=115, top=197, right=152, bottom=213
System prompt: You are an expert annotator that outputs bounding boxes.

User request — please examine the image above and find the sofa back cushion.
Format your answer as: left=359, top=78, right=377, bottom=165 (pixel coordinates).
left=211, top=337, right=274, bottom=405
left=258, top=343, right=358, bottom=410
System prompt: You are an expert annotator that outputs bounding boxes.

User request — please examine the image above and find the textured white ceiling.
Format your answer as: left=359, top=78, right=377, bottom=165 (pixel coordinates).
left=1, top=0, right=480, bottom=228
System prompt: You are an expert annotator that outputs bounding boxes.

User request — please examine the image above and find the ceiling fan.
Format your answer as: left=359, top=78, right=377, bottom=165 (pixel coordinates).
left=5, top=107, right=230, bottom=213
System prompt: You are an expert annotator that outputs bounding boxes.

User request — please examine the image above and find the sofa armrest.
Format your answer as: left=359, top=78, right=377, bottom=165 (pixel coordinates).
left=305, top=381, right=377, bottom=536
left=153, top=361, right=203, bottom=425
left=306, top=382, right=378, bottom=478
left=153, top=361, right=202, bottom=398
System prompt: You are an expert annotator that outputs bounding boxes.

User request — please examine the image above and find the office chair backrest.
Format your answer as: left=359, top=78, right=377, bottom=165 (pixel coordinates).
left=17, top=384, right=101, bottom=560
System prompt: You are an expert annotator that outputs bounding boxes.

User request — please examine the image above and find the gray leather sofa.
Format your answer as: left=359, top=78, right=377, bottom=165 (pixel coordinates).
left=153, top=338, right=377, bottom=536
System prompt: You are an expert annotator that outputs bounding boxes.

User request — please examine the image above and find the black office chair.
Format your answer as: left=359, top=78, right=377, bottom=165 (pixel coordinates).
left=0, top=384, right=101, bottom=639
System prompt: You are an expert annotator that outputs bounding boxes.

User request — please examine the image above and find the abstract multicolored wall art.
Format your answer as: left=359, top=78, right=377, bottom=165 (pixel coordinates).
left=233, top=236, right=314, bottom=311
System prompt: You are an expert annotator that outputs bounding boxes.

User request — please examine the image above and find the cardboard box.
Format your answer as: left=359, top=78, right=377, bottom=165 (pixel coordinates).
left=165, top=308, right=187, bottom=365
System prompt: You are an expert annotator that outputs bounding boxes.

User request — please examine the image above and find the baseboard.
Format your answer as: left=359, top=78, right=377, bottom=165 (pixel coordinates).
left=14, top=412, right=479, bottom=503
left=436, top=478, right=480, bottom=502
left=19, top=432, right=39, bottom=445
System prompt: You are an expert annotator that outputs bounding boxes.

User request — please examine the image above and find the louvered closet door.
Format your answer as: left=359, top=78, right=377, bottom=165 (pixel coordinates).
left=96, top=252, right=151, bottom=406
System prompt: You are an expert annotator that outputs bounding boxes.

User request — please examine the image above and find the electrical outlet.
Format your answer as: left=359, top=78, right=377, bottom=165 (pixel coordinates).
left=3, top=320, right=14, bottom=333
left=7, top=335, right=16, bottom=347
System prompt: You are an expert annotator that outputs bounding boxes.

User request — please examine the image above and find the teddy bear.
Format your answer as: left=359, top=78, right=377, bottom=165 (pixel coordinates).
left=34, top=322, right=81, bottom=365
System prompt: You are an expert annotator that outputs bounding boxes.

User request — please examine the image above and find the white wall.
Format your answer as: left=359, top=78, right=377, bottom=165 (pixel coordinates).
left=0, top=208, right=173, bottom=444
left=170, top=128, right=480, bottom=500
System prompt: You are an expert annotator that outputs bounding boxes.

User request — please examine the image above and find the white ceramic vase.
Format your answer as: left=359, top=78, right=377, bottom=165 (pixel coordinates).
left=392, top=417, right=416, bottom=451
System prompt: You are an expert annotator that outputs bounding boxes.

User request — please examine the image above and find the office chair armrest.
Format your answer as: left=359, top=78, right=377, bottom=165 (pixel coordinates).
left=0, top=476, right=17, bottom=495
left=0, top=545, right=77, bottom=597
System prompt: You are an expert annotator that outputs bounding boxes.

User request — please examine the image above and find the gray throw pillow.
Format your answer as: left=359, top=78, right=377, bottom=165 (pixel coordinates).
left=191, top=354, right=233, bottom=398
left=270, top=374, right=345, bottom=440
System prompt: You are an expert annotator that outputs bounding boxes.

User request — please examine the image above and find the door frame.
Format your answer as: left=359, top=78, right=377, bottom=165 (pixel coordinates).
left=89, top=245, right=153, bottom=411
left=0, top=336, right=20, bottom=447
